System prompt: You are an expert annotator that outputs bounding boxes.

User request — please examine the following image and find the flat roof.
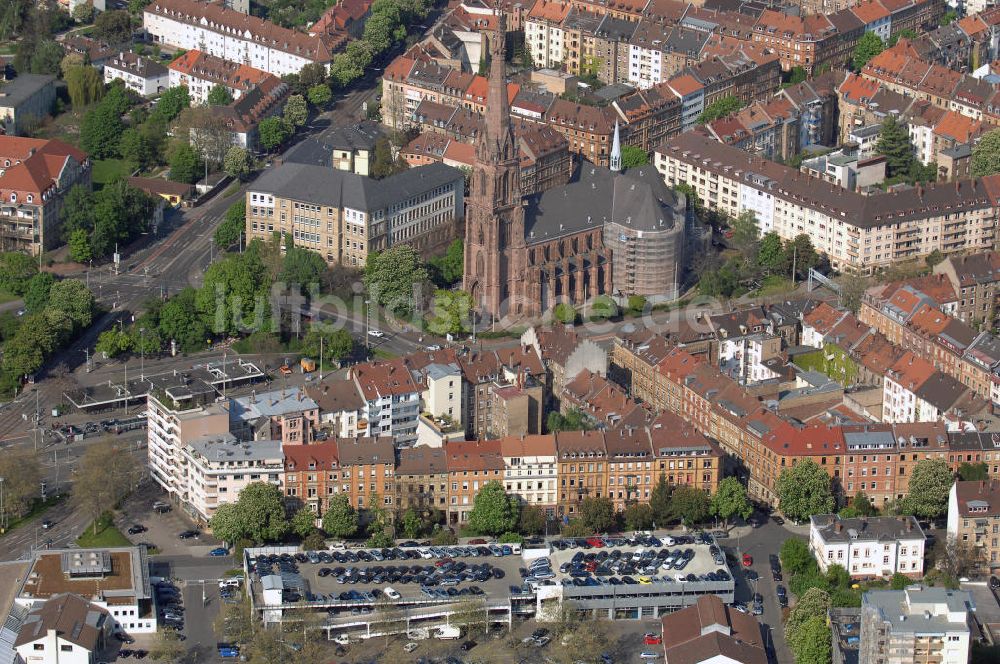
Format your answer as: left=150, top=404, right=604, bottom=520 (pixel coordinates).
left=18, top=548, right=150, bottom=603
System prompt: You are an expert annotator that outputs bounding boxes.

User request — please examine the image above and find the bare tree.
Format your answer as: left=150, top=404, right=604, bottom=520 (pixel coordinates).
left=935, top=535, right=985, bottom=579
left=0, top=449, right=42, bottom=526
left=450, top=597, right=489, bottom=637
left=74, top=438, right=137, bottom=533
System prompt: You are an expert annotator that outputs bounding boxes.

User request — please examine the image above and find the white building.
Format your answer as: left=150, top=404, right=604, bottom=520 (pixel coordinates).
left=349, top=359, right=423, bottom=446
left=500, top=435, right=558, bottom=510
left=13, top=594, right=111, bottom=664
left=103, top=52, right=169, bottom=96
left=809, top=515, right=926, bottom=578
left=524, top=1, right=570, bottom=70
left=143, top=0, right=337, bottom=77
left=167, top=49, right=277, bottom=105
left=180, top=433, right=283, bottom=521
left=14, top=548, right=157, bottom=638
left=860, top=586, right=973, bottom=664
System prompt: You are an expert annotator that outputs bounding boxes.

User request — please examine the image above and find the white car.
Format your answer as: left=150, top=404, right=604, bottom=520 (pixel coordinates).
left=333, top=634, right=350, bottom=645
left=403, top=642, right=419, bottom=653
left=367, top=329, right=385, bottom=338
left=384, top=587, right=401, bottom=600
left=640, top=652, right=660, bottom=660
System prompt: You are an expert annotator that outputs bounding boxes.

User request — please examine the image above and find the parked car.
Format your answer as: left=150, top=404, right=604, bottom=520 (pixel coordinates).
left=178, top=530, right=199, bottom=539
left=208, top=547, right=229, bottom=557
left=742, top=553, right=753, bottom=567
left=643, top=633, right=662, bottom=645
left=127, top=524, right=147, bottom=535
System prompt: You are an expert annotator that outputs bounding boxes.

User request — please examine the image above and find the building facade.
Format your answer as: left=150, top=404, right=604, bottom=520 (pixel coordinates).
left=809, top=515, right=927, bottom=578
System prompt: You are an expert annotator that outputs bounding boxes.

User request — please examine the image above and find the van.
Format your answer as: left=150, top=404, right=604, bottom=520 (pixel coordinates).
left=435, top=625, right=461, bottom=640
left=219, top=578, right=241, bottom=590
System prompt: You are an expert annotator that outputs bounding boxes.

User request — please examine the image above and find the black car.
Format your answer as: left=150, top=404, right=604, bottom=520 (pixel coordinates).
left=128, top=524, right=147, bottom=535
left=492, top=568, right=504, bottom=579
left=531, top=628, right=549, bottom=640
left=461, top=641, right=477, bottom=651
left=776, top=585, right=788, bottom=608
left=771, top=515, right=785, bottom=526
left=992, top=576, right=1000, bottom=590
left=178, top=530, right=199, bottom=539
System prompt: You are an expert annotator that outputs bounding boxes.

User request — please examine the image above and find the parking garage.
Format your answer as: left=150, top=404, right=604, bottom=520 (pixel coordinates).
left=244, top=535, right=735, bottom=636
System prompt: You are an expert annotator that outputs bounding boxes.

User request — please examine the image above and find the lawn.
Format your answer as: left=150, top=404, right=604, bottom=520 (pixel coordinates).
left=92, top=159, right=133, bottom=188
left=753, top=275, right=796, bottom=297
left=0, top=495, right=65, bottom=536
left=76, top=512, right=132, bottom=548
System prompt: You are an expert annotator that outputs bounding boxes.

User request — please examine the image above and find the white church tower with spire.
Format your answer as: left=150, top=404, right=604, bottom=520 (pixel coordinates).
left=609, top=120, right=622, bottom=173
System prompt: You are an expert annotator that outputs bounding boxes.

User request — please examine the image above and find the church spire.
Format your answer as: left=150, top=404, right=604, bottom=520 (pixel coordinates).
left=610, top=119, right=622, bottom=172
left=477, top=1, right=516, bottom=168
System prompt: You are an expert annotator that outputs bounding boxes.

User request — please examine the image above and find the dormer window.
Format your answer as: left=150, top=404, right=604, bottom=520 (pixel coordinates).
left=9, top=193, right=15, bottom=203
left=26, top=194, right=32, bottom=203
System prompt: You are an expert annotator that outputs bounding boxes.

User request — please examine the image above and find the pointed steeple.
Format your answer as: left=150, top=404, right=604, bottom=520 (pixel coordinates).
left=477, top=2, right=516, bottom=169
left=610, top=120, right=622, bottom=172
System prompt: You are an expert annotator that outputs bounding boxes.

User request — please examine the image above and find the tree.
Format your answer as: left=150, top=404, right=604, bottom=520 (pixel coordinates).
left=364, top=245, right=428, bottom=317
left=780, top=538, right=816, bottom=576
left=620, top=145, right=648, bottom=168
left=214, top=200, right=245, bottom=249
left=788, top=233, right=819, bottom=280
left=785, top=587, right=830, bottom=642
left=71, top=2, right=94, bottom=23
left=80, top=103, right=125, bottom=159
left=223, top=146, right=252, bottom=180
left=0, top=252, right=37, bottom=295
left=428, top=238, right=464, bottom=286
left=428, top=290, right=473, bottom=336
left=194, top=251, right=270, bottom=336
left=841, top=490, right=877, bottom=518
left=935, top=534, right=984, bottom=580
left=94, top=10, right=133, bottom=43
left=839, top=273, right=870, bottom=314
left=852, top=32, right=885, bottom=71
left=258, top=116, right=291, bottom=151
left=289, top=507, right=318, bottom=538
left=234, top=482, right=287, bottom=542
left=788, top=616, right=831, bottom=664
left=710, top=477, right=753, bottom=527
left=96, top=328, right=133, bottom=357
left=579, top=496, right=615, bottom=533
left=518, top=505, right=546, bottom=535
left=467, top=481, right=519, bottom=536
left=698, top=95, right=744, bottom=124
left=157, top=287, right=208, bottom=352
left=280, top=246, right=327, bottom=289
left=371, top=136, right=408, bottom=179
left=546, top=407, right=594, bottom=432
left=786, top=66, right=807, bottom=85
left=207, top=84, right=233, bottom=106
left=757, top=232, right=788, bottom=274
left=283, top=94, right=308, bottom=127
left=168, top=142, right=202, bottom=184
left=0, top=450, right=41, bottom=523
left=623, top=503, right=654, bottom=531
left=153, top=86, right=190, bottom=122
left=958, top=462, right=989, bottom=482
left=74, top=439, right=136, bottom=533
left=669, top=485, right=710, bottom=526
left=301, top=325, right=353, bottom=365
left=901, top=459, right=953, bottom=519
left=650, top=475, right=671, bottom=526
left=941, top=9, right=958, bottom=25
left=30, top=40, right=64, bottom=76
left=307, top=84, right=332, bottom=107
left=119, top=127, right=153, bottom=172
left=972, top=129, right=1000, bottom=177
left=876, top=115, right=916, bottom=178
left=776, top=460, right=835, bottom=522
left=47, top=279, right=94, bottom=330
left=553, top=302, right=577, bottom=324
left=23, top=272, right=55, bottom=313
left=65, top=65, right=105, bottom=108
left=401, top=507, right=423, bottom=538
left=731, top=210, right=760, bottom=262
left=322, top=494, right=359, bottom=538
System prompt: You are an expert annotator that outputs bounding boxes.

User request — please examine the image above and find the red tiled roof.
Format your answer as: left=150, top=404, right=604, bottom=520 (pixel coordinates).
left=444, top=439, right=505, bottom=472
left=0, top=137, right=88, bottom=201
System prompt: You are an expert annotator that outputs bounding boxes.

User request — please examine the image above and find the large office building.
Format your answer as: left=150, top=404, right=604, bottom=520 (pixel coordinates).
left=245, top=161, right=464, bottom=266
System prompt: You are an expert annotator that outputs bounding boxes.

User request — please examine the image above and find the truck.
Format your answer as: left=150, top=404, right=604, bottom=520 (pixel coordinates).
left=434, top=626, right=461, bottom=640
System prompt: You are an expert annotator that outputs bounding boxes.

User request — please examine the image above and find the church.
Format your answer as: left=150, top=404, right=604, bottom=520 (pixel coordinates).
left=462, top=10, right=691, bottom=320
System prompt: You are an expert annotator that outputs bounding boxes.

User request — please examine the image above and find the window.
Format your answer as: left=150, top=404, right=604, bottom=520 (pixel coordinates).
left=61, top=645, right=73, bottom=652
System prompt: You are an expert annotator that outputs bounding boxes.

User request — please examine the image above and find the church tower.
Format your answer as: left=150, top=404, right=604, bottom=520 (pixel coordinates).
left=462, top=4, right=527, bottom=319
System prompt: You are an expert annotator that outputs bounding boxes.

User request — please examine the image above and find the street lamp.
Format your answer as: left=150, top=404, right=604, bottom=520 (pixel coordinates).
left=364, top=299, right=371, bottom=349
left=0, top=477, right=5, bottom=532
left=139, top=328, right=146, bottom=379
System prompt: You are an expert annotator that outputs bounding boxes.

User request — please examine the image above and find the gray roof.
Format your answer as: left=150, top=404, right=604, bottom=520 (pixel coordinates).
left=594, top=14, right=638, bottom=40
left=912, top=371, right=968, bottom=412
left=523, top=164, right=682, bottom=244
left=863, top=587, right=974, bottom=634
left=0, top=74, right=55, bottom=107
left=231, top=387, right=317, bottom=420
left=187, top=432, right=282, bottom=463
left=425, top=362, right=460, bottom=381
left=810, top=515, right=925, bottom=545
left=249, top=161, right=463, bottom=212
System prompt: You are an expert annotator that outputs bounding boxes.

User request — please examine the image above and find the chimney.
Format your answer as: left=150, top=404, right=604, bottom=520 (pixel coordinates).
left=906, top=518, right=913, bottom=532
left=835, top=521, right=843, bottom=533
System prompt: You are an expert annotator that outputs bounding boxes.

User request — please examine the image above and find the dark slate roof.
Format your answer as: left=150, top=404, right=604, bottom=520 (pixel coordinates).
left=250, top=161, right=464, bottom=211
left=285, top=122, right=386, bottom=167
left=0, top=74, right=55, bottom=107
left=594, top=14, right=638, bottom=40
left=523, top=163, right=682, bottom=244
left=810, top=515, right=925, bottom=544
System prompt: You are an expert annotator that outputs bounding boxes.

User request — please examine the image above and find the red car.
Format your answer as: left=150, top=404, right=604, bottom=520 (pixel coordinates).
left=643, top=633, right=662, bottom=645
left=742, top=553, right=753, bottom=568
left=585, top=537, right=605, bottom=548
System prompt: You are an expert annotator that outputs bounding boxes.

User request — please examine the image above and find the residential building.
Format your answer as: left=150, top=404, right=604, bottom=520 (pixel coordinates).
left=809, top=514, right=926, bottom=578
left=657, top=595, right=767, bottom=664
left=520, top=324, right=608, bottom=402
left=230, top=387, right=319, bottom=446
left=103, top=52, right=169, bottom=96
left=245, top=161, right=464, bottom=266
left=349, top=359, right=423, bottom=446
left=933, top=251, right=1000, bottom=326
left=489, top=379, right=545, bottom=438
left=500, top=434, right=558, bottom=512
left=860, top=587, right=973, bottom=664
left=305, top=380, right=366, bottom=438
left=0, top=136, right=92, bottom=255
left=180, top=433, right=283, bottom=521
left=282, top=441, right=340, bottom=516
left=394, top=446, right=449, bottom=514
left=200, top=77, right=290, bottom=152
left=0, top=74, right=56, bottom=136
left=167, top=49, right=278, bottom=104
left=14, top=593, right=111, bottom=664
left=800, top=145, right=887, bottom=191
left=13, top=547, right=157, bottom=635
left=335, top=436, right=396, bottom=511
left=655, top=131, right=998, bottom=274
left=143, top=0, right=342, bottom=77
left=947, top=480, right=1000, bottom=572
left=556, top=429, right=609, bottom=518
left=525, top=0, right=572, bottom=70
left=443, top=439, right=505, bottom=524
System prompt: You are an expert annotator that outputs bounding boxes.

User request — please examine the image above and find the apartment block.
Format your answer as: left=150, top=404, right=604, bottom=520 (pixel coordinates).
left=167, top=49, right=278, bottom=105
left=349, top=359, right=423, bottom=446
left=335, top=436, right=396, bottom=511
left=0, top=74, right=56, bottom=136
left=948, top=480, right=1000, bottom=572
left=283, top=441, right=340, bottom=516
left=103, top=52, right=169, bottom=96
left=501, top=434, right=558, bottom=512
left=394, top=446, right=449, bottom=513
left=860, top=587, right=973, bottom=664
left=443, top=439, right=506, bottom=525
